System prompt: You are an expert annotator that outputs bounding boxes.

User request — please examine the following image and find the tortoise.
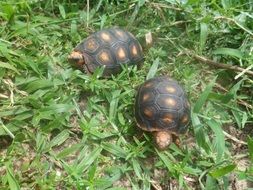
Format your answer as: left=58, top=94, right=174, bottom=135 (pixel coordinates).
left=135, top=76, right=190, bottom=150
left=68, top=27, right=144, bottom=77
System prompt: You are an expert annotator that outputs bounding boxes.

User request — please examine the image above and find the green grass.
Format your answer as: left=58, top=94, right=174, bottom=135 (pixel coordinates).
left=0, top=0, right=253, bottom=189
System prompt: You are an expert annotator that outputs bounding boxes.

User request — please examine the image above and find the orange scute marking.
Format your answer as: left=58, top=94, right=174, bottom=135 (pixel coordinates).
left=87, top=39, right=97, bottom=50
left=99, top=51, right=110, bottom=63
left=117, top=47, right=126, bottom=59
left=144, top=108, right=153, bottom=118
left=182, top=115, right=188, bottom=123
left=101, top=32, right=111, bottom=42
left=144, top=82, right=152, bottom=88
left=165, top=98, right=176, bottom=107
left=116, top=30, right=124, bottom=37
left=142, top=94, right=150, bottom=102
left=131, top=45, right=138, bottom=56
left=166, top=86, right=176, bottom=93
left=162, top=114, right=173, bottom=124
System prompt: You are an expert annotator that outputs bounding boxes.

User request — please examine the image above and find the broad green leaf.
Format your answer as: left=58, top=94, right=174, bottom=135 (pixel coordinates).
left=193, top=78, right=216, bottom=113
left=209, top=79, right=243, bottom=104
left=213, top=48, right=244, bottom=59
left=138, top=0, right=146, bottom=6
left=205, top=175, right=218, bottom=190
left=109, top=90, right=121, bottom=122
left=221, top=0, right=231, bottom=9
left=146, top=58, right=159, bottom=80
left=58, top=5, right=66, bottom=19
left=118, top=112, right=125, bottom=125
left=234, top=13, right=247, bottom=26
left=207, top=119, right=225, bottom=162
left=0, top=106, right=30, bottom=117
left=156, top=151, right=175, bottom=173
left=0, top=61, right=20, bottom=74
left=210, top=164, right=236, bottom=178
left=88, top=163, right=97, bottom=180
left=192, top=113, right=210, bottom=153
left=56, top=143, right=82, bottom=159
left=26, top=60, right=41, bottom=75
left=232, top=110, right=243, bottom=129
left=13, top=111, right=33, bottom=121
left=91, top=66, right=105, bottom=79
left=241, top=112, right=248, bottom=129
left=229, top=78, right=243, bottom=96
left=104, top=166, right=122, bottom=183
left=6, top=164, right=20, bottom=190
left=94, top=178, right=114, bottom=189
left=132, top=158, right=142, bottom=179
left=0, top=4, right=15, bottom=21
left=48, top=130, right=69, bottom=149
left=38, top=104, right=75, bottom=119
left=182, top=166, right=202, bottom=175
left=200, top=23, right=208, bottom=53
left=70, top=20, right=77, bottom=34
left=25, top=79, right=54, bottom=93
left=35, top=132, right=47, bottom=153
left=208, top=92, right=233, bottom=104
left=76, top=146, right=102, bottom=174
left=89, top=129, right=114, bottom=139
left=101, top=142, right=127, bottom=158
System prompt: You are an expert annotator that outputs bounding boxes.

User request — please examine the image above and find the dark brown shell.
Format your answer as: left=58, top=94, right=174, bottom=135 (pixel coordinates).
left=135, top=76, right=190, bottom=135
left=74, top=27, right=144, bottom=76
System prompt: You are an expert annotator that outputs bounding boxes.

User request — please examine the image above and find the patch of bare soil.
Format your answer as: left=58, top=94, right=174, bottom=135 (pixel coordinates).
left=113, top=176, right=132, bottom=190
left=224, top=124, right=252, bottom=190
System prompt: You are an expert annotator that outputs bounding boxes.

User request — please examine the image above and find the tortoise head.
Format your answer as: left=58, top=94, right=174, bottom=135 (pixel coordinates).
left=153, top=131, right=172, bottom=150
left=68, top=51, right=85, bottom=68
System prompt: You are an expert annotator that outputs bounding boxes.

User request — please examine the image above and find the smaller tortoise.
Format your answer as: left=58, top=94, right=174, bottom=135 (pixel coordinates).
left=135, top=76, right=190, bottom=150
left=68, top=27, right=144, bottom=77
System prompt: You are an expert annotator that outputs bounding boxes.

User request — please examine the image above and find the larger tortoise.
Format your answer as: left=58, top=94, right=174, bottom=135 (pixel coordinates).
left=135, top=76, right=190, bottom=150
left=68, top=27, right=144, bottom=77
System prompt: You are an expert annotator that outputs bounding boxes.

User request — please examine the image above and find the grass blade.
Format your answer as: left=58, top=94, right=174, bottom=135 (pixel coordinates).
left=76, top=146, right=102, bottom=174
left=191, top=113, right=210, bottom=153
left=193, top=78, right=216, bottom=113
left=39, top=104, right=75, bottom=114
left=48, top=129, right=69, bottom=149
left=56, top=143, right=82, bottom=159
left=6, top=163, right=20, bottom=190
left=132, top=158, right=142, bottom=179
left=205, top=175, right=218, bottom=190
left=207, top=119, right=225, bottom=162
left=210, top=164, right=236, bottom=178
left=25, top=79, right=54, bottom=93
left=156, top=151, right=175, bottom=173
left=58, top=4, right=66, bottom=19
left=0, top=61, right=20, bottom=74
left=146, top=58, right=159, bottom=80
left=213, top=48, right=244, bottom=59
left=109, top=90, right=121, bottom=122
left=200, top=23, right=208, bottom=53
left=101, top=142, right=127, bottom=158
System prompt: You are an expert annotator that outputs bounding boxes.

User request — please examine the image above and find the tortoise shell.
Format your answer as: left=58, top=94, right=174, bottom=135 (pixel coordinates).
left=135, top=76, right=190, bottom=135
left=69, top=27, right=144, bottom=76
